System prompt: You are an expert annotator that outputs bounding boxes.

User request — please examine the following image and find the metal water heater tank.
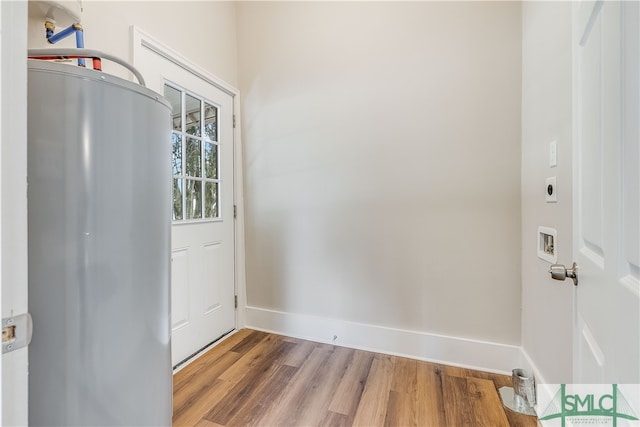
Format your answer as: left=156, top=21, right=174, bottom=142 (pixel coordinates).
left=27, top=59, right=172, bottom=426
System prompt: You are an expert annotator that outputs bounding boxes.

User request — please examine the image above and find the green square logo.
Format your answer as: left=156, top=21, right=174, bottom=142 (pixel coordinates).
left=538, top=384, right=640, bottom=426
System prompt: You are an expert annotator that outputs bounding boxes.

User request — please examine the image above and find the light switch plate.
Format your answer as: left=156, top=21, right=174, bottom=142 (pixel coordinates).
left=546, top=176, right=557, bottom=203
left=549, top=140, right=557, bottom=167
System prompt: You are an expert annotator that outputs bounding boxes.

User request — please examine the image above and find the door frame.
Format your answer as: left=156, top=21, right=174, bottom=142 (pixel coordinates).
left=131, top=27, right=247, bottom=331
left=1, top=1, right=29, bottom=425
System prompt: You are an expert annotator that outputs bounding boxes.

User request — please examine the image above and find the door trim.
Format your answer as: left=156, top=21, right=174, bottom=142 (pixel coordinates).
left=1, top=1, right=29, bottom=424
left=131, top=26, right=247, bottom=330
left=140, top=39, right=236, bottom=98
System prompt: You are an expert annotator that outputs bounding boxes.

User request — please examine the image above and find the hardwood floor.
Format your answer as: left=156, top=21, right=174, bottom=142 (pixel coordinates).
left=173, top=329, right=537, bottom=427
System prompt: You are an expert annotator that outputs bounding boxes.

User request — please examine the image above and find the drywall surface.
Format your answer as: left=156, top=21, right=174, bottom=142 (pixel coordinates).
left=237, top=2, right=522, bottom=346
left=27, top=1, right=238, bottom=87
left=521, top=1, right=574, bottom=383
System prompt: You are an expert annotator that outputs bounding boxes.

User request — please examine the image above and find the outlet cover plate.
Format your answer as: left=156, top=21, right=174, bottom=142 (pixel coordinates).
left=546, top=176, right=557, bottom=203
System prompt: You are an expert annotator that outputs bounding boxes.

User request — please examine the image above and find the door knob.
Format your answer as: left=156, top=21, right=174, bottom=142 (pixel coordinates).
left=549, top=262, right=578, bottom=286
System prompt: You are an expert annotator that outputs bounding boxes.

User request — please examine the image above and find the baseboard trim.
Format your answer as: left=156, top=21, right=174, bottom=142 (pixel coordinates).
left=520, top=347, right=550, bottom=417
left=520, top=347, right=549, bottom=386
left=245, top=306, right=522, bottom=375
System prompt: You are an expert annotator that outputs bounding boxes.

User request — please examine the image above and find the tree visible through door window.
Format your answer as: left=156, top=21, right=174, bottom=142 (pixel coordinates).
left=164, top=83, right=220, bottom=221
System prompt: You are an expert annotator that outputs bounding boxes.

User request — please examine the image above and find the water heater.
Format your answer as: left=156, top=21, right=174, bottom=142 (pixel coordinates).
left=27, top=59, right=172, bottom=426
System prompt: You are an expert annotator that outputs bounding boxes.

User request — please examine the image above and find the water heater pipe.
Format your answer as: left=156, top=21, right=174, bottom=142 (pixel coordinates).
left=28, top=48, right=147, bottom=87
left=74, top=25, right=86, bottom=67
left=45, top=21, right=86, bottom=67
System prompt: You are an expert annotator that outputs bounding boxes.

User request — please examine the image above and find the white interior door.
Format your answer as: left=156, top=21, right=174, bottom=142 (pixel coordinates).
left=134, top=34, right=236, bottom=366
left=573, top=0, right=639, bottom=383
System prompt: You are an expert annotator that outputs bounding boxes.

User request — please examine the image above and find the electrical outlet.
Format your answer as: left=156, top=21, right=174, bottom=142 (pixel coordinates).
left=546, top=177, right=557, bottom=203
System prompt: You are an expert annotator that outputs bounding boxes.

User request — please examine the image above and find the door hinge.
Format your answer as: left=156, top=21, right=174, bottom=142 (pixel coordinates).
left=234, top=295, right=238, bottom=309
left=2, top=313, right=33, bottom=354
left=233, top=115, right=236, bottom=129
left=233, top=204, right=237, bottom=219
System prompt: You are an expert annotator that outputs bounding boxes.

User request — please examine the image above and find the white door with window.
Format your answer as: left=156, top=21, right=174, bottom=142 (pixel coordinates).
left=134, top=31, right=236, bottom=365
left=573, top=0, right=639, bottom=383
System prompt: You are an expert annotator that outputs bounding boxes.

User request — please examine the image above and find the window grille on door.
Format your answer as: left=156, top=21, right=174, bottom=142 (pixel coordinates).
left=164, top=83, right=220, bottom=222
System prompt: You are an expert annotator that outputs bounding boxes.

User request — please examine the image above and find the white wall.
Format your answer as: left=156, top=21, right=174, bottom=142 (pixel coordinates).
left=521, top=1, right=574, bottom=383
left=28, top=1, right=238, bottom=88
left=237, top=2, right=522, bottom=351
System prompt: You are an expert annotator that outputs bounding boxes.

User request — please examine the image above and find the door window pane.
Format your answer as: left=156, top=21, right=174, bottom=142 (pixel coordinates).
left=185, top=138, right=201, bottom=177
left=164, top=84, right=182, bottom=131
left=204, top=103, right=217, bottom=141
left=186, top=180, right=202, bottom=219
left=185, top=94, right=201, bottom=136
left=205, top=182, right=218, bottom=218
left=173, top=179, right=183, bottom=221
left=204, top=142, right=218, bottom=179
left=172, top=134, right=182, bottom=175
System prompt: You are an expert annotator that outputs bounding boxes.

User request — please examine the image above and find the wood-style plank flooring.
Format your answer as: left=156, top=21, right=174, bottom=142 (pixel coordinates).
left=173, top=329, right=537, bottom=427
